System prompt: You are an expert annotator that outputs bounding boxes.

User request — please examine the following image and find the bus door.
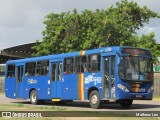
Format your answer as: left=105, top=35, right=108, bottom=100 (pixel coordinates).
left=102, top=53, right=116, bottom=99
left=16, top=64, right=24, bottom=98
left=50, top=60, right=62, bottom=98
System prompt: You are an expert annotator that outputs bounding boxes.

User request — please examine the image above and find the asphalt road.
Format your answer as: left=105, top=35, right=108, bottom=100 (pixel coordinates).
left=0, top=95, right=160, bottom=111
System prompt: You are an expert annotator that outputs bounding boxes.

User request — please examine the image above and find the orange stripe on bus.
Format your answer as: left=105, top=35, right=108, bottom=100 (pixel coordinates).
left=79, top=73, right=84, bottom=100
left=132, top=84, right=140, bottom=92
left=133, top=84, right=140, bottom=87
left=136, top=87, right=139, bottom=92
left=80, top=51, right=85, bottom=56
left=81, top=74, right=84, bottom=100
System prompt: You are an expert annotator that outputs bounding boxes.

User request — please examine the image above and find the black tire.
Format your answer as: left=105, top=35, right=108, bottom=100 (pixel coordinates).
left=119, top=99, right=133, bottom=108
left=89, top=90, right=102, bottom=109
left=38, top=100, right=45, bottom=104
left=30, top=90, right=39, bottom=105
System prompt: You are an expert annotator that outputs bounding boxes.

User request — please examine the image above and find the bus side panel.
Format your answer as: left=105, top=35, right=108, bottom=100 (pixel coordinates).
left=62, top=74, right=78, bottom=100
left=5, top=78, right=16, bottom=99
left=17, top=82, right=24, bottom=98
left=23, top=76, right=51, bottom=100
left=84, top=72, right=103, bottom=100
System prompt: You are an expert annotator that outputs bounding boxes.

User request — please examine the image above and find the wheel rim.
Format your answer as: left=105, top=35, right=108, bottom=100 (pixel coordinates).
left=91, top=95, right=98, bottom=105
left=31, top=93, right=36, bottom=103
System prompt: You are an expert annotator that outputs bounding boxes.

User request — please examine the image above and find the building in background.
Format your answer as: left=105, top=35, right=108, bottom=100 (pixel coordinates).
left=0, top=42, right=36, bottom=75
left=0, top=42, right=37, bottom=92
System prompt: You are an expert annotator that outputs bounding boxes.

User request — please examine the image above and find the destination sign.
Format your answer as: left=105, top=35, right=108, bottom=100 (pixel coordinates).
left=121, top=48, right=151, bottom=56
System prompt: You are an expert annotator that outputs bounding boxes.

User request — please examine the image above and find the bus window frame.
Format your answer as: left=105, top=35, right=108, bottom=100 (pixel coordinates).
left=36, top=60, right=49, bottom=76
left=74, top=55, right=87, bottom=74
left=118, top=55, right=153, bottom=84
left=6, top=64, right=15, bottom=78
left=87, top=54, right=101, bottom=73
left=25, top=62, right=36, bottom=77
left=64, top=57, right=74, bottom=74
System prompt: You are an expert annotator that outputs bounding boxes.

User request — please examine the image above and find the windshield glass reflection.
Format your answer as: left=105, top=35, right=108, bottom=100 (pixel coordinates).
left=119, top=57, right=153, bottom=81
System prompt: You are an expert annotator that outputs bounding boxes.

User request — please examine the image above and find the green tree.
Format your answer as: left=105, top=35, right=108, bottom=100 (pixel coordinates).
left=33, top=0, right=160, bottom=62
left=136, top=33, right=160, bottom=62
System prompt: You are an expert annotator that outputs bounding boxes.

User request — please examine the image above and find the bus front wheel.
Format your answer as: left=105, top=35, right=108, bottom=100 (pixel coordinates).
left=119, top=99, right=133, bottom=108
left=89, top=90, right=102, bottom=109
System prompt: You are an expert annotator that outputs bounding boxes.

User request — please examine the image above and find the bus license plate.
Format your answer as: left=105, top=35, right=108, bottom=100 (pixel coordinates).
left=136, top=95, right=142, bottom=98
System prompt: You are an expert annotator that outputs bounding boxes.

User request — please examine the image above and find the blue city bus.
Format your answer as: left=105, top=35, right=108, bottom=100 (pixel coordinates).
left=5, top=46, right=154, bottom=109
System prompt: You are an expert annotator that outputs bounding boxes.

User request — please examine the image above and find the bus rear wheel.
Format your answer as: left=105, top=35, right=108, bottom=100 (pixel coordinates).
left=89, top=90, right=102, bottom=109
left=30, top=90, right=44, bottom=105
left=119, top=99, right=133, bottom=108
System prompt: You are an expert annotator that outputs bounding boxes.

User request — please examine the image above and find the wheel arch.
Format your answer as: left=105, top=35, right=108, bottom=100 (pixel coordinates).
left=29, top=88, right=36, bottom=98
left=87, top=86, right=99, bottom=100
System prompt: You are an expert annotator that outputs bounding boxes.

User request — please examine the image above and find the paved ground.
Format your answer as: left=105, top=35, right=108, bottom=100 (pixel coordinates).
left=0, top=95, right=160, bottom=111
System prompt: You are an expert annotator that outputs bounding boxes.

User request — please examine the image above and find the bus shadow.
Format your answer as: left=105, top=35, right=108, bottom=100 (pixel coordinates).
left=11, top=100, right=160, bottom=110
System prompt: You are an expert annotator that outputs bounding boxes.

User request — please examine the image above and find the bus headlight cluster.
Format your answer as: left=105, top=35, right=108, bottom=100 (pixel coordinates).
left=148, top=86, right=154, bottom=92
left=117, top=84, right=129, bottom=92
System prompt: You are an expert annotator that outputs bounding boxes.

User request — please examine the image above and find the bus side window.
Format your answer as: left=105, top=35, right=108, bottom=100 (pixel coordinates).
left=17, top=66, right=23, bottom=83
left=75, top=57, right=81, bottom=73
left=25, top=62, right=36, bottom=76
left=64, top=58, right=73, bottom=74
left=7, top=64, right=15, bottom=78
left=36, top=61, right=49, bottom=76
left=58, top=63, right=62, bottom=81
left=88, top=54, right=100, bottom=72
left=81, top=56, right=87, bottom=72
left=52, top=64, right=56, bottom=81
left=74, top=56, right=87, bottom=73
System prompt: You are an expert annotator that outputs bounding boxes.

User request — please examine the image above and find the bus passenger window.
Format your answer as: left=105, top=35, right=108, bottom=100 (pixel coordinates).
left=81, top=56, right=87, bottom=72
left=7, top=64, right=15, bottom=78
left=58, top=63, right=62, bottom=81
left=75, top=57, right=81, bottom=73
left=88, top=54, right=100, bottom=72
left=75, top=56, right=87, bottom=73
left=36, top=61, right=49, bottom=76
left=25, top=62, right=36, bottom=76
left=64, top=58, right=73, bottom=74
left=17, top=66, right=23, bottom=83
left=52, top=64, right=56, bottom=81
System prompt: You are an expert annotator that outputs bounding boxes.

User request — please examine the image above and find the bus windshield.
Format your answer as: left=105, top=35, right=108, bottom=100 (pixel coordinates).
left=119, top=56, right=153, bottom=81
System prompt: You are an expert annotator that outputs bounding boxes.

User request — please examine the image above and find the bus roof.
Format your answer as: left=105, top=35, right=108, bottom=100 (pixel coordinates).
left=6, top=46, right=150, bottom=65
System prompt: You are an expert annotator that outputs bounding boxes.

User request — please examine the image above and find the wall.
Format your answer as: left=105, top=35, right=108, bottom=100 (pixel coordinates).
left=154, top=73, right=160, bottom=97
left=0, top=76, right=4, bottom=92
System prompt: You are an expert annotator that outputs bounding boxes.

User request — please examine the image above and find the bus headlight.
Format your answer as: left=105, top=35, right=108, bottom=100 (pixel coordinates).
left=117, top=84, right=129, bottom=92
left=148, top=86, right=154, bottom=92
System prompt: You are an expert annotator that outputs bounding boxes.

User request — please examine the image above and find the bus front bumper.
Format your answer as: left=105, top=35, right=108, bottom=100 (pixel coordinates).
left=117, top=91, right=153, bottom=100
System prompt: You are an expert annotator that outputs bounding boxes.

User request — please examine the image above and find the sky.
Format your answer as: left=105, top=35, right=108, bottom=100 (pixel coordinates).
left=0, top=0, right=160, bottom=49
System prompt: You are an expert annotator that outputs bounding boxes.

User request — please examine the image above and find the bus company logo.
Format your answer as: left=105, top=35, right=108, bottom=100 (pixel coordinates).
left=85, top=75, right=102, bottom=84
left=28, top=79, right=37, bottom=84
left=105, top=47, right=112, bottom=52
left=2, top=112, right=12, bottom=118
